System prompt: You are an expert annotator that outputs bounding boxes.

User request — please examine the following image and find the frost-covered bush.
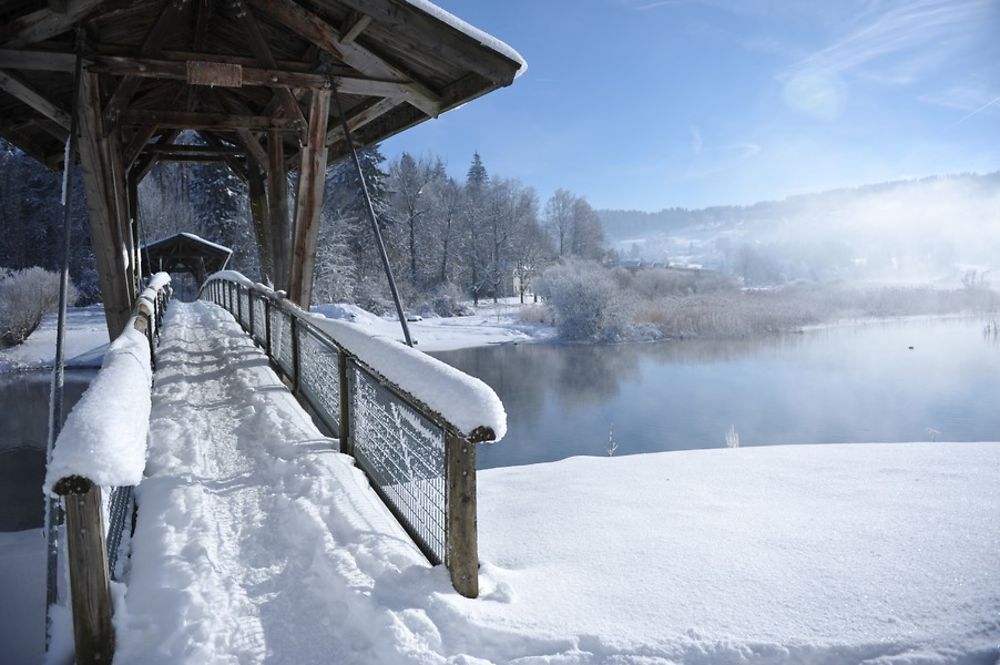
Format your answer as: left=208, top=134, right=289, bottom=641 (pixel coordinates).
left=0, top=266, right=78, bottom=347
left=518, top=303, right=550, bottom=325
left=417, top=282, right=473, bottom=318
left=352, top=280, right=393, bottom=316
left=539, top=260, right=630, bottom=341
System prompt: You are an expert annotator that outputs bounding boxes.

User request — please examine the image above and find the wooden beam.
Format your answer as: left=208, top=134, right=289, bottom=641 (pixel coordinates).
left=341, top=14, right=371, bottom=45
left=288, top=89, right=330, bottom=306
left=197, top=131, right=248, bottom=181
left=103, top=0, right=187, bottom=126
left=144, top=153, right=234, bottom=163
left=234, top=0, right=307, bottom=133
left=142, top=143, right=242, bottom=156
left=88, top=55, right=424, bottom=99
left=247, top=157, right=274, bottom=282
left=1, top=0, right=110, bottom=47
left=120, top=109, right=301, bottom=131
left=324, top=95, right=398, bottom=147
left=245, top=0, right=441, bottom=116
left=0, top=48, right=75, bottom=71
left=266, top=129, right=290, bottom=291
left=0, top=68, right=71, bottom=128
left=77, top=69, right=134, bottom=337
left=123, top=123, right=158, bottom=170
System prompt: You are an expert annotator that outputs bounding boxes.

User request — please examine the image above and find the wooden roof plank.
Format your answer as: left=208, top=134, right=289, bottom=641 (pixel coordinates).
left=104, top=0, right=188, bottom=125
left=1, top=0, right=110, bottom=47
left=244, top=0, right=441, bottom=116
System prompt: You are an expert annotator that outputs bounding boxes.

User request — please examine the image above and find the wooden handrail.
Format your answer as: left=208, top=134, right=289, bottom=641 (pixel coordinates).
left=52, top=278, right=171, bottom=665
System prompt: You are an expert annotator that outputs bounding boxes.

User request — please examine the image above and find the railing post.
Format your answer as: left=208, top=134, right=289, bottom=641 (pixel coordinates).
left=248, top=291, right=255, bottom=339
left=290, top=314, right=300, bottom=393
left=54, top=477, right=115, bottom=665
left=446, top=432, right=478, bottom=598
left=338, top=352, right=351, bottom=454
left=264, top=297, right=272, bottom=358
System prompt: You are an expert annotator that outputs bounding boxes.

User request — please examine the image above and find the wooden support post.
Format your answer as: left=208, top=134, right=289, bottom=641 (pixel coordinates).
left=247, top=159, right=274, bottom=283
left=446, top=432, right=479, bottom=598
left=290, top=315, right=300, bottom=392
left=77, top=70, right=134, bottom=338
left=288, top=89, right=330, bottom=307
left=266, top=130, right=290, bottom=291
left=54, top=478, right=115, bottom=665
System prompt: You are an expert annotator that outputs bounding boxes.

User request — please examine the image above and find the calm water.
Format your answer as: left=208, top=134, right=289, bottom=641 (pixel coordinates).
left=434, top=318, right=1000, bottom=469
left=0, top=371, right=93, bottom=530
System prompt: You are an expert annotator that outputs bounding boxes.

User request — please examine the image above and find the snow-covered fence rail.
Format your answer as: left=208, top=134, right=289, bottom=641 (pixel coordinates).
left=43, top=273, right=172, bottom=665
left=202, top=273, right=506, bottom=598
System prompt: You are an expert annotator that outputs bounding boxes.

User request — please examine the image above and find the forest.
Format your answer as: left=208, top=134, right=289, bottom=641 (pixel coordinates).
left=0, top=138, right=603, bottom=312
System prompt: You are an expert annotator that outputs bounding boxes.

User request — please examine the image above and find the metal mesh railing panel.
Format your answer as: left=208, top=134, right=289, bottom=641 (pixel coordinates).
left=271, top=307, right=294, bottom=377
left=252, top=295, right=267, bottom=345
left=298, top=326, right=341, bottom=432
left=349, top=362, right=447, bottom=562
left=106, top=485, right=134, bottom=581
left=238, top=288, right=250, bottom=328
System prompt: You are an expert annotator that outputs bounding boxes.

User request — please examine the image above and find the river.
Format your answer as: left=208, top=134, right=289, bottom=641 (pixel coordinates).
left=434, top=317, right=1000, bottom=469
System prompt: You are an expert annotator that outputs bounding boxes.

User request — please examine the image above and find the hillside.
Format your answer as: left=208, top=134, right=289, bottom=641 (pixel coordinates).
left=597, top=172, right=1000, bottom=285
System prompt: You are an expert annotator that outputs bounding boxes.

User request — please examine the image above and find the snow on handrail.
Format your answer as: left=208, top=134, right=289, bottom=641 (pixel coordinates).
left=44, top=273, right=171, bottom=493
left=203, top=272, right=507, bottom=441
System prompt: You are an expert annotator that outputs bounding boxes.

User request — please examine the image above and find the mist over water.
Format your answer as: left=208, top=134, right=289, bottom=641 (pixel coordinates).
left=601, top=173, right=1000, bottom=286
left=436, top=317, right=1000, bottom=469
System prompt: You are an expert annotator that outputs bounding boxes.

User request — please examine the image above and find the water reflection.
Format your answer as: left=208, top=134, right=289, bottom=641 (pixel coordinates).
left=434, top=318, right=1000, bottom=469
left=0, top=371, right=94, bottom=530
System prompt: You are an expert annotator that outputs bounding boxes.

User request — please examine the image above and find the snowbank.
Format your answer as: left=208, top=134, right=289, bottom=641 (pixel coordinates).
left=43, top=321, right=152, bottom=491
left=459, top=442, right=1000, bottom=663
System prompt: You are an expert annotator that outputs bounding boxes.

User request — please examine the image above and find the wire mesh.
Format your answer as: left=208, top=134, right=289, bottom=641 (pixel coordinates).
left=252, top=294, right=267, bottom=346
left=297, top=325, right=341, bottom=432
left=271, top=306, right=294, bottom=377
left=349, top=361, right=447, bottom=563
left=238, top=288, right=250, bottom=329
left=105, top=485, right=133, bottom=581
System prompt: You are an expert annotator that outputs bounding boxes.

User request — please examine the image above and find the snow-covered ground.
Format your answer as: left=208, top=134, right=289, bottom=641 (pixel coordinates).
left=112, top=300, right=998, bottom=664
left=0, top=305, right=109, bottom=371
left=311, top=298, right=554, bottom=352
left=4, top=300, right=996, bottom=663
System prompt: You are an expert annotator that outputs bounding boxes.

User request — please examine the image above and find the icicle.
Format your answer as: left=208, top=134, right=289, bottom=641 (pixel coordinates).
left=60, top=136, right=71, bottom=206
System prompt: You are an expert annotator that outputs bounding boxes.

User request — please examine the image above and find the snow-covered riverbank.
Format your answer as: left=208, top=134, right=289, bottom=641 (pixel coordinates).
left=0, top=305, right=109, bottom=372
left=311, top=299, right=555, bottom=352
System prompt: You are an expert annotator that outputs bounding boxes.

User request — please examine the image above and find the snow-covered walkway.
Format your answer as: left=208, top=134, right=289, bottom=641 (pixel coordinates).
left=118, top=301, right=458, bottom=664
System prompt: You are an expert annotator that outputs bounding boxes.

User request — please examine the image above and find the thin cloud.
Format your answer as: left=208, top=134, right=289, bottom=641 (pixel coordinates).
left=782, top=0, right=991, bottom=82
left=950, top=95, right=1000, bottom=127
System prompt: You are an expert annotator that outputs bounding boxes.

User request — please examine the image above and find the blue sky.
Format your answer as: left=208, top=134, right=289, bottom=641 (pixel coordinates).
left=382, top=0, right=1000, bottom=211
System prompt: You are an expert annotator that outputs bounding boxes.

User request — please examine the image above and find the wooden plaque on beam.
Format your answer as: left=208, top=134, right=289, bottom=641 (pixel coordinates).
left=186, top=61, right=243, bottom=87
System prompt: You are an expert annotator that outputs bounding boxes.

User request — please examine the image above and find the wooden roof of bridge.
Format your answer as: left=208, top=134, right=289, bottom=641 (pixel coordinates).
left=0, top=0, right=523, bottom=171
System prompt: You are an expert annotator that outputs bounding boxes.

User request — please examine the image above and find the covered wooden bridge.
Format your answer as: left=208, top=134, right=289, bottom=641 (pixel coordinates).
left=0, top=0, right=523, bottom=338
left=2, top=2, right=521, bottom=663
